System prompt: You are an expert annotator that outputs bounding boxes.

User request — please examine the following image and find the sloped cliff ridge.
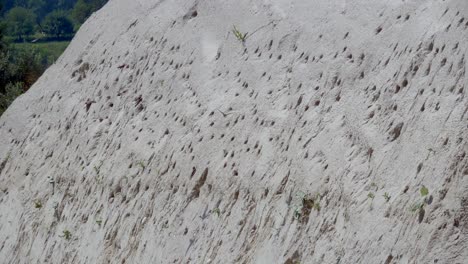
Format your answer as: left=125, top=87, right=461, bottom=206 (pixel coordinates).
left=1, top=0, right=467, bottom=263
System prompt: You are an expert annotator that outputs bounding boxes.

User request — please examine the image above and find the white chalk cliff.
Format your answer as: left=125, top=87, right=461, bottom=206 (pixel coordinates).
left=0, top=0, right=467, bottom=263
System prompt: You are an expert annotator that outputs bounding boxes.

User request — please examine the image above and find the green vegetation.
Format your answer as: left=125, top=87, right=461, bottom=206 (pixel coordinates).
left=61, top=229, right=72, bottom=240
left=383, top=192, right=391, bottom=202
left=13, top=40, right=70, bottom=64
left=410, top=202, right=424, bottom=213
left=367, top=191, right=376, bottom=210
left=420, top=185, right=429, bottom=197
left=72, top=0, right=107, bottom=25
left=34, top=199, right=42, bottom=208
left=212, top=208, right=220, bottom=217
left=5, top=6, right=36, bottom=40
left=136, top=160, right=146, bottom=170
left=0, top=83, right=23, bottom=115
left=232, top=25, right=247, bottom=43
left=0, top=0, right=108, bottom=116
left=93, top=161, right=102, bottom=175
left=93, top=161, right=103, bottom=183
left=410, top=185, right=430, bottom=223
left=211, top=208, right=221, bottom=217
left=1, top=0, right=107, bottom=41
left=42, top=11, right=74, bottom=37
left=293, top=192, right=321, bottom=222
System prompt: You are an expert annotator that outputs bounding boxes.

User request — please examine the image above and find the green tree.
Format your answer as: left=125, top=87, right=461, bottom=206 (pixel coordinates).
left=0, top=50, right=11, bottom=94
left=0, top=82, right=23, bottom=116
left=0, top=3, right=5, bottom=46
left=5, top=7, right=36, bottom=40
left=71, top=0, right=91, bottom=25
left=72, top=0, right=107, bottom=25
left=27, top=0, right=75, bottom=22
left=0, top=1, right=15, bottom=16
left=0, top=3, right=11, bottom=94
left=56, top=0, right=77, bottom=11
left=42, top=11, right=74, bottom=37
left=27, top=0, right=47, bottom=22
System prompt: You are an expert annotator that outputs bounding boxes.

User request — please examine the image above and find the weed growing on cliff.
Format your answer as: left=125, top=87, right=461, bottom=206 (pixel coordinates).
left=93, top=161, right=102, bottom=175
left=293, top=192, right=305, bottom=219
left=367, top=192, right=376, bottom=210
left=60, top=230, right=72, bottom=240
left=94, top=161, right=103, bottom=183
left=136, top=160, right=146, bottom=170
left=1, top=152, right=11, bottom=168
left=212, top=208, right=221, bottom=217
left=410, top=202, right=425, bottom=223
left=293, top=207, right=302, bottom=219
left=383, top=192, right=391, bottom=202
left=52, top=202, right=59, bottom=219
left=420, top=185, right=429, bottom=197
left=96, top=219, right=102, bottom=226
left=232, top=26, right=247, bottom=43
left=313, top=200, right=321, bottom=211
left=293, top=192, right=321, bottom=222
left=410, top=186, right=430, bottom=223
left=410, top=202, right=424, bottom=212
left=96, top=175, right=103, bottom=184
left=34, top=200, right=42, bottom=208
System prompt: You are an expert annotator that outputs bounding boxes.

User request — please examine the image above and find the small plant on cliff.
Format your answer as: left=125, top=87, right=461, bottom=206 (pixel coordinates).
left=367, top=192, right=376, bottom=210
left=232, top=26, right=248, bottom=43
left=212, top=208, right=221, bottom=217
left=60, top=230, right=72, bottom=240
left=93, top=161, right=102, bottom=175
left=410, top=186, right=430, bottom=223
left=293, top=192, right=321, bottom=221
left=94, top=161, right=103, bottom=183
left=410, top=202, right=424, bottom=212
left=420, top=185, right=429, bottom=197
left=136, top=160, right=146, bottom=170
left=1, top=152, right=11, bottom=169
left=383, top=192, right=391, bottom=202
left=34, top=200, right=42, bottom=209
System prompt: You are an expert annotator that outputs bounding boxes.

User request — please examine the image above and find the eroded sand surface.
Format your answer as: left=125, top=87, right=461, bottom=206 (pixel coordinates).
left=0, top=0, right=467, bottom=263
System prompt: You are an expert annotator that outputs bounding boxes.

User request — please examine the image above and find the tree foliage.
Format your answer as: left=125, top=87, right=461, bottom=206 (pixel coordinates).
left=0, top=82, right=23, bottom=116
left=72, top=0, right=106, bottom=25
left=1, top=0, right=108, bottom=37
left=42, top=11, right=74, bottom=37
left=5, top=7, right=35, bottom=40
left=71, top=0, right=92, bottom=25
left=0, top=4, right=6, bottom=51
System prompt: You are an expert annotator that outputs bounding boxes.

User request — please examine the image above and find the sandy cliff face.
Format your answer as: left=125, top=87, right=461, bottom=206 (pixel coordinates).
left=0, top=0, right=467, bottom=263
